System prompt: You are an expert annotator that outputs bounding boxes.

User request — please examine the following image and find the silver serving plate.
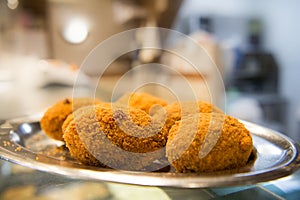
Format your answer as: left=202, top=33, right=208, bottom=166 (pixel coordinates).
left=0, top=114, right=300, bottom=188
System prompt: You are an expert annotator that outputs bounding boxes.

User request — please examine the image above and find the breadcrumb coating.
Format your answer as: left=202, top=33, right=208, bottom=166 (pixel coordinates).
left=116, top=92, right=167, bottom=114
left=63, top=104, right=168, bottom=171
left=166, top=113, right=253, bottom=173
left=157, top=101, right=223, bottom=139
left=41, top=93, right=254, bottom=173
left=62, top=102, right=112, bottom=134
left=40, top=98, right=101, bottom=141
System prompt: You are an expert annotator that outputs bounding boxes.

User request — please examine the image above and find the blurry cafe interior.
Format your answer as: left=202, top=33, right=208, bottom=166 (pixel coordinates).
left=1, top=0, right=300, bottom=199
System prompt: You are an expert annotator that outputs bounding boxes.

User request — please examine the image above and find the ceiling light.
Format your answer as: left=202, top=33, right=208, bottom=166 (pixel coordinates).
left=62, top=19, right=89, bottom=44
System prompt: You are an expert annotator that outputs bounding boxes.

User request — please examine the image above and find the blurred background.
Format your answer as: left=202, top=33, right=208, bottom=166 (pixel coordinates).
left=0, top=0, right=300, bottom=144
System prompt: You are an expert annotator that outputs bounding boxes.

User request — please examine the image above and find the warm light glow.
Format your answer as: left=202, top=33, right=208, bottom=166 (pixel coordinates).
left=7, top=0, right=19, bottom=9
left=62, top=19, right=89, bottom=44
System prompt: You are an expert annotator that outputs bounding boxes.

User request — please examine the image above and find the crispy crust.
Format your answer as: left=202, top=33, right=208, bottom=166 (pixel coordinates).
left=157, top=101, right=223, bottom=139
left=166, top=113, right=253, bottom=173
left=41, top=93, right=254, bottom=173
left=63, top=104, right=168, bottom=170
left=116, top=92, right=167, bottom=114
left=40, top=98, right=101, bottom=141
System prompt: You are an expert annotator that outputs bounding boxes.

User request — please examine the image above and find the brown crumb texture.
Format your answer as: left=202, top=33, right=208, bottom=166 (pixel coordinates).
left=15, top=146, right=22, bottom=152
left=63, top=119, right=104, bottom=166
left=156, top=101, right=223, bottom=139
left=166, top=113, right=253, bottom=173
left=38, top=145, right=73, bottom=161
left=63, top=104, right=168, bottom=170
left=61, top=102, right=112, bottom=134
left=40, top=97, right=101, bottom=141
left=116, top=92, right=167, bottom=114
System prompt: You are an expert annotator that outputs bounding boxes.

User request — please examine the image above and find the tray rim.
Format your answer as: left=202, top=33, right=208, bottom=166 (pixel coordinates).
left=0, top=115, right=300, bottom=188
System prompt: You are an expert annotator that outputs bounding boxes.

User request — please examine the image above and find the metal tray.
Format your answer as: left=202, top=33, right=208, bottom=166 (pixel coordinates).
left=0, top=114, right=300, bottom=188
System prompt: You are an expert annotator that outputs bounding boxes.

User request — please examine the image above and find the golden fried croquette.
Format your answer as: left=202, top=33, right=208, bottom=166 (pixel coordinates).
left=40, top=98, right=101, bottom=141
left=156, top=101, right=223, bottom=139
left=62, top=111, right=105, bottom=167
left=116, top=92, right=167, bottom=114
left=61, top=113, right=74, bottom=134
left=166, top=113, right=253, bottom=173
left=63, top=104, right=168, bottom=171
left=61, top=102, right=112, bottom=134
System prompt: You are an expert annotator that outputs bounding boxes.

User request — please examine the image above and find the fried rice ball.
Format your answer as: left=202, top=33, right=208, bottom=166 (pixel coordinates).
left=166, top=113, right=253, bottom=173
left=63, top=104, right=168, bottom=171
left=155, top=101, right=223, bottom=139
left=40, top=97, right=101, bottom=141
left=116, top=92, right=167, bottom=114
